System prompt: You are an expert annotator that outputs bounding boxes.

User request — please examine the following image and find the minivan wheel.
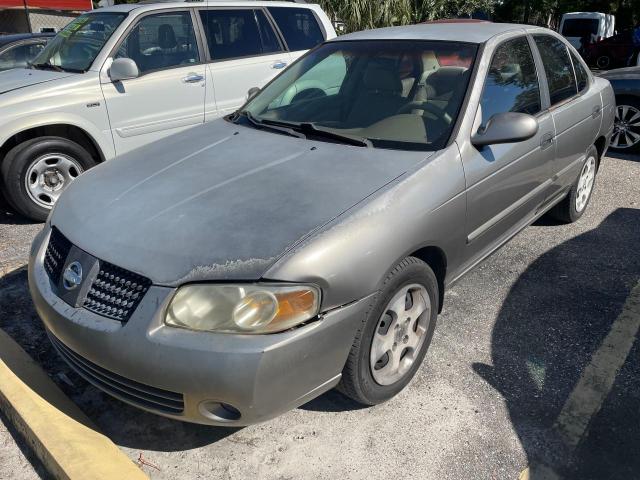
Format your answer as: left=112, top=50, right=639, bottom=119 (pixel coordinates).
left=1, top=137, right=96, bottom=222
left=337, top=257, right=438, bottom=405
left=549, top=146, right=598, bottom=224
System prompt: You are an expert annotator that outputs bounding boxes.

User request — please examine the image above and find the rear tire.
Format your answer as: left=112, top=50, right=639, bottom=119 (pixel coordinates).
left=596, top=55, right=611, bottom=69
left=337, top=257, right=439, bottom=405
left=549, top=145, right=598, bottom=223
left=1, top=136, right=96, bottom=222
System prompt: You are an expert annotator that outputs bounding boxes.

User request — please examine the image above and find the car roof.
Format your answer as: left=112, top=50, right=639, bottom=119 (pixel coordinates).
left=93, top=1, right=316, bottom=14
left=332, top=22, right=546, bottom=44
left=0, top=33, right=53, bottom=46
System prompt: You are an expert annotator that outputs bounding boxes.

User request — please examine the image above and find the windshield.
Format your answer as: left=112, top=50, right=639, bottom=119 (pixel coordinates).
left=31, top=12, right=126, bottom=73
left=562, top=19, right=600, bottom=37
left=240, top=40, right=478, bottom=151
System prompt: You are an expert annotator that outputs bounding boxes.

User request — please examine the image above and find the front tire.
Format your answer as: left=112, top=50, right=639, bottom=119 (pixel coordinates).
left=1, top=137, right=96, bottom=222
left=549, top=145, right=598, bottom=223
left=338, top=257, right=439, bottom=405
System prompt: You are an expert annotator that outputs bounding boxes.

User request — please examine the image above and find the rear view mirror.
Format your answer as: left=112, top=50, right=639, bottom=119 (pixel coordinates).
left=471, top=112, right=538, bottom=147
left=109, top=58, right=139, bottom=82
left=247, top=87, right=260, bottom=101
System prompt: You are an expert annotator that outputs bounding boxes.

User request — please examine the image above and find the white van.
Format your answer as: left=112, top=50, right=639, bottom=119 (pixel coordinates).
left=559, top=12, right=615, bottom=50
left=0, top=1, right=335, bottom=221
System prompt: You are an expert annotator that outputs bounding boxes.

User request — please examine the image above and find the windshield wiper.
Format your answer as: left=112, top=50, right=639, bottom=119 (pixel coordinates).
left=291, top=122, right=372, bottom=148
left=30, top=61, right=63, bottom=72
left=30, top=62, right=84, bottom=73
left=233, top=110, right=306, bottom=140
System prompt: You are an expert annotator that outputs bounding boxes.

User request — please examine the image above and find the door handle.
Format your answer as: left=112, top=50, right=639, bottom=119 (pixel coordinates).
left=540, top=132, right=554, bottom=150
left=592, top=105, right=602, bottom=119
left=182, top=73, right=204, bottom=84
left=271, top=61, right=288, bottom=70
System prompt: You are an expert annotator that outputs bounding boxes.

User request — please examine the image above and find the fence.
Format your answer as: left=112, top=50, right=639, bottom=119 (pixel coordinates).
left=0, top=8, right=78, bottom=34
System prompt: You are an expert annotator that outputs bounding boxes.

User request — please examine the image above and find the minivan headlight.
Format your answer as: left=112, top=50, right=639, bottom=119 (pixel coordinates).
left=165, top=284, right=321, bottom=334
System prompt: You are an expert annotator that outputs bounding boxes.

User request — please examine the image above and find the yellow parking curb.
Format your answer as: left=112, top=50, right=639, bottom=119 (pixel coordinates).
left=0, top=329, right=148, bottom=480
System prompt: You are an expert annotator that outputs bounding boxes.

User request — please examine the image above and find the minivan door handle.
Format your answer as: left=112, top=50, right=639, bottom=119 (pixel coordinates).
left=540, top=132, right=554, bottom=150
left=182, top=73, right=204, bottom=84
left=271, top=61, right=288, bottom=70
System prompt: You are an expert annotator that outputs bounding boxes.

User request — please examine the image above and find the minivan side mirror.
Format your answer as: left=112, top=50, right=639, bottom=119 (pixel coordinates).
left=109, top=58, right=139, bottom=82
left=471, top=112, right=539, bottom=147
left=247, top=87, right=260, bottom=101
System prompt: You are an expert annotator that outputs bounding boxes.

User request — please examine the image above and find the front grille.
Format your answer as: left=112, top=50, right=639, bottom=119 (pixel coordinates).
left=44, top=227, right=72, bottom=284
left=83, top=261, right=151, bottom=322
left=43, top=227, right=151, bottom=323
left=49, top=333, right=184, bottom=415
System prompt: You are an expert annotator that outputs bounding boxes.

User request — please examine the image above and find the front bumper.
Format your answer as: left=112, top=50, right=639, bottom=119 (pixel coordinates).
left=28, top=226, right=371, bottom=426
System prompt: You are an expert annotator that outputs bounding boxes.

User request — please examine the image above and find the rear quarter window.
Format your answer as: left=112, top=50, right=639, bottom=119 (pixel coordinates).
left=267, top=7, right=325, bottom=52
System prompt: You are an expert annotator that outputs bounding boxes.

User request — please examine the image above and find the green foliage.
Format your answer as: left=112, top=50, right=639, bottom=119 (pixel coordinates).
left=318, top=0, right=639, bottom=33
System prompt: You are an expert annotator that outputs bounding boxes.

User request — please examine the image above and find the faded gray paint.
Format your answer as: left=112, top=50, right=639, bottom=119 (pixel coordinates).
left=31, top=24, right=616, bottom=425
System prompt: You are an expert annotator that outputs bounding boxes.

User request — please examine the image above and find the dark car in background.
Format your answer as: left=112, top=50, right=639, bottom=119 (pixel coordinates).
left=0, top=33, right=54, bottom=71
left=584, top=26, right=640, bottom=70
left=599, top=66, right=640, bottom=152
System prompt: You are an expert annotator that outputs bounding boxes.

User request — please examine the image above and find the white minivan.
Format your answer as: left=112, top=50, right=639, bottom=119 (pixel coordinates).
left=0, top=1, right=335, bottom=221
left=559, top=12, right=615, bottom=50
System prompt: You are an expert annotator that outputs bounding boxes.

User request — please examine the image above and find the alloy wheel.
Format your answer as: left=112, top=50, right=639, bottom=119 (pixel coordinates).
left=611, top=105, right=640, bottom=150
left=370, top=283, right=431, bottom=386
left=575, top=156, right=596, bottom=213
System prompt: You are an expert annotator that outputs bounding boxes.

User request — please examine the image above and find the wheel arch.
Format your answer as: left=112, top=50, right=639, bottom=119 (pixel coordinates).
left=408, top=246, right=447, bottom=313
left=0, top=123, right=108, bottom=174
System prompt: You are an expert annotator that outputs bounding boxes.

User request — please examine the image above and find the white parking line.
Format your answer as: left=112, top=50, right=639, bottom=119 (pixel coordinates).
left=521, top=280, right=640, bottom=478
left=553, top=280, right=640, bottom=447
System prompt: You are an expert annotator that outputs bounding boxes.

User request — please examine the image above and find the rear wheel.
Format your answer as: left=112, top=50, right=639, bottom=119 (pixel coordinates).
left=596, top=55, right=611, bottom=69
left=338, top=257, right=438, bottom=405
left=549, top=145, right=598, bottom=223
left=1, top=136, right=96, bottom=221
left=610, top=97, right=640, bottom=153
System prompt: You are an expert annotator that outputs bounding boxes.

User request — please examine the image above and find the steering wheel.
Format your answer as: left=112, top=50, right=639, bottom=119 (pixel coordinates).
left=290, top=88, right=326, bottom=104
left=397, top=101, right=452, bottom=125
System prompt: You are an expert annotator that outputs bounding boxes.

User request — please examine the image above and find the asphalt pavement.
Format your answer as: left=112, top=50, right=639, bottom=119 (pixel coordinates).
left=0, top=151, right=638, bottom=480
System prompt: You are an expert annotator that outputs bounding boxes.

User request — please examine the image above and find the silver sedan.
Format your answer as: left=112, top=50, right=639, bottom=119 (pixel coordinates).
left=29, top=22, right=615, bottom=426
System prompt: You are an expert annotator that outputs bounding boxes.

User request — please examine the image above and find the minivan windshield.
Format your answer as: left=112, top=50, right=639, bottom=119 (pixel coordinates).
left=239, top=40, right=478, bottom=151
left=31, top=12, right=126, bottom=73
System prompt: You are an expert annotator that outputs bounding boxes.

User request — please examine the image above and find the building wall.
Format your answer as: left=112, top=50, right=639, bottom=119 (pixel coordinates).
left=0, top=8, right=76, bottom=34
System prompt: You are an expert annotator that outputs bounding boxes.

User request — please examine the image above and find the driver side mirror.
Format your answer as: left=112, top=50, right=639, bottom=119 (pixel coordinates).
left=109, top=58, right=139, bottom=82
left=247, top=87, right=260, bottom=101
left=471, top=112, right=538, bottom=147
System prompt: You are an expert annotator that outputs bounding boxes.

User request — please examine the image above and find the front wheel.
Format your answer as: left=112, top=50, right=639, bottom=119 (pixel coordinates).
left=1, top=137, right=96, bottom=222
left=338, top=257, right=438, bottom=405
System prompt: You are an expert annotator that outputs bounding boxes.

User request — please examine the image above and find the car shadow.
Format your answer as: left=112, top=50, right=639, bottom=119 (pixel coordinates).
left=0, top=192, right=39, bottom=226
left=606, top=150, right=640, bottom=162
left=473, top=207, right=640, bottom=478
left=0, top=267, right=237, bottom=452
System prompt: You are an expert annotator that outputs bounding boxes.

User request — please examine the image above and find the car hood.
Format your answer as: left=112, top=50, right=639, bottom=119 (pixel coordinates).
left=598, top=66, right=640, bottom=80
left=0, top=68, right=75, bottom=94
left=52, top=119, right=432, bottom=285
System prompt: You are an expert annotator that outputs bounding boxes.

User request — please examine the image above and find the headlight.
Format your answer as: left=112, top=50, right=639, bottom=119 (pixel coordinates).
left=165, top=284, right=321, bottom=334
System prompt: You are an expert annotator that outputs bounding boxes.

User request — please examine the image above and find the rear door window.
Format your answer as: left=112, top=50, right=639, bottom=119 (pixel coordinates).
left=533, top=35, right=578, bottom=106
left=480, top=36, right=541, bottom=126
left=200, top=9, right=283, bottom=61
left=267, top=7, right=325, bottom=52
